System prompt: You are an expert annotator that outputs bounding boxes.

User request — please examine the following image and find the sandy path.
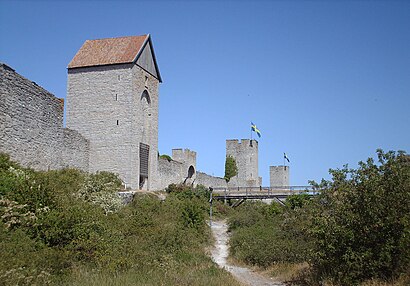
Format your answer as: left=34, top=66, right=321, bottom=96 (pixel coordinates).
left=210, top=220, right=285, bottom=286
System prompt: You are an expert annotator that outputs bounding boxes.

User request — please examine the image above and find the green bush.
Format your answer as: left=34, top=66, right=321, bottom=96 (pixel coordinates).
left=307, top=150, right=410, bottom=285
left=0, top=156, right=239, bottom=285
left=159, top=154, right=172, bottom=161
left=285, top=193, right=311, bottom=210
left=77, top=171, right=123, bottom=214
left=228, top=201, right=309, bottom=267
left=228, top=202, right=267, bottom=231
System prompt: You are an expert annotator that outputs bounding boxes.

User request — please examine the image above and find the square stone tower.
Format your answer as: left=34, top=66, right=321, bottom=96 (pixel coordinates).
left=270, top=166, right=290, bottom=189
left=226, top=139, right=262, bottom=187
left=66, top=35, right=162, bottom=190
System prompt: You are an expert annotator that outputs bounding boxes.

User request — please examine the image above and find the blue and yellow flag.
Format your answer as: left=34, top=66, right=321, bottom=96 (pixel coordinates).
left=251, top=122, right=261, bottom=138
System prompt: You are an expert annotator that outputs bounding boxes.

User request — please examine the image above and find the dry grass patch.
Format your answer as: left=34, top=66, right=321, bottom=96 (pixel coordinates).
left=264, top=262, right=309, bottom=283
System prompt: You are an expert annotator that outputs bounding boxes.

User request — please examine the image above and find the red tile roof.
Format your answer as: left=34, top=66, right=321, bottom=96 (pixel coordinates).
left=68, top=35, right=149, bottom=69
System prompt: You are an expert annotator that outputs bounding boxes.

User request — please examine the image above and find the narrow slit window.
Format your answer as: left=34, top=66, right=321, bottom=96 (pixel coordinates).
left=115, top=94, right=118, bottom=101
left=145, top=76, right=148, bottom=87
left=118, top=75, right=121, bottom=81
left=116, top=120, right=119, bottom=125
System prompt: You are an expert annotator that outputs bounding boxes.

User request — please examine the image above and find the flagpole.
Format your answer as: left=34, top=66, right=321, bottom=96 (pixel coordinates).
left=284, top=155, right=286, bottom=190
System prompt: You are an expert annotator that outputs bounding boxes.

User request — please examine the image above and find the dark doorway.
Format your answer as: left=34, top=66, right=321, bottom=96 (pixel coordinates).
left=139, top=143, right=150, bottom=190
left=188, top=165, right=195, bottom=178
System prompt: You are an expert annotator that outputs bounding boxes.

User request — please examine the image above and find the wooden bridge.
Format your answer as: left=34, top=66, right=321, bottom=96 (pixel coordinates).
left=208, top=186, right=319, bottom=225
left=210, top=186, right=317, bottom=206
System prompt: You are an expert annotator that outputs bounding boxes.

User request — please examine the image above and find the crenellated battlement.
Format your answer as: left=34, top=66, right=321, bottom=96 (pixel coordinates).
left=226, top=139, right=262, bottom=187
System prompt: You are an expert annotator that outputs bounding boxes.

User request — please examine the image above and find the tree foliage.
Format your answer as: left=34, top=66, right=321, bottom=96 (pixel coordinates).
left=227, top=150, right=410, bottom=285
left=308, top=149, right=410, bottom=285
left=224, top=155, right=238, bottom=183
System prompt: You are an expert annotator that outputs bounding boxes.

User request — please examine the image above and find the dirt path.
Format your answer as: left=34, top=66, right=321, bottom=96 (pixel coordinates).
left=210, top=220, right=285, bottom=286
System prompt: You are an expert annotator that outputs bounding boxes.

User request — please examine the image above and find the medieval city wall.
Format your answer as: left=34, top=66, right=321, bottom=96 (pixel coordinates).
left=0, top=63, right=89, bottom=171
left=62, top=128, right=89, bottom=170
left=195, top=172, right=227, bottom=188
left=157, top=157, right=185, bottom=189
left=0, top=61, right=282, bottom=191
left=156, top=149, right=197, bottom=190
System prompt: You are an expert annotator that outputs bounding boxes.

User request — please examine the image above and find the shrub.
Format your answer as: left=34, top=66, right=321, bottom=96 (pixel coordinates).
left=77, top=171, right=123, bottom=214
left=228, top=202, right=269, bottom=231
left=307, top=150, right=410, bottom=285
left=0, top=156, right=238, bottom=285
left=228, top=201, right=309, bottom=267
left=159, top=154, right=172, bottom=161
left=285, top=193, right=311, bottom=210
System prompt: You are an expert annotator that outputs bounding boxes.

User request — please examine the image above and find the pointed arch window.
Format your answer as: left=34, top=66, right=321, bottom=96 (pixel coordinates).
left=141, top=90, right=151, bottom=105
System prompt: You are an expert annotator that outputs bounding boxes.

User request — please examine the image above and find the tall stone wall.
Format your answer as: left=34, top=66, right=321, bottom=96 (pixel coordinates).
left=157, top=157, right=185, bottom=189
left=67, top=64, right=159, bottom=190
left=62, top=129, right=89, bottom=170
left=171, top=148, right=196, bottom=182
left=156, top=149, right=197, bottom=190
left=270, top=165, right=290, bottom=188
left=195, top=172, right=227, bottom=189
left=0, top=63, right=89, bottom=171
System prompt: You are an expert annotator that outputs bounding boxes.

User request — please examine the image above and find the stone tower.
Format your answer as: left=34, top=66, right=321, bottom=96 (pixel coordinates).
left=270, top=166, right=290, bottom=188
left=66, top=35, right=161, bottom=190
left=226, top=139, right=262, bottom=187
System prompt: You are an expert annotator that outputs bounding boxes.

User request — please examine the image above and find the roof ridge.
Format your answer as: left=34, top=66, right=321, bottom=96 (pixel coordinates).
left=87, top=34, right=148, bottom=42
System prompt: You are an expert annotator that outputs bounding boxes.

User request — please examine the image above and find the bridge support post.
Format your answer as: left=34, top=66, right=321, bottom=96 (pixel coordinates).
left=209, top=187, right=213, bottom=227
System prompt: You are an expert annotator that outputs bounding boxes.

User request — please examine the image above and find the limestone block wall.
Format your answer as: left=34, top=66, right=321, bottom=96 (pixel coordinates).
left=0, top=63, right=63, bottom=169
left=133, top=65, right=159, bottom=190
left=62, top=129, right=89, bottom=171
left=157, top=157, right=184, bottom=189
left=270, top=166, right=290, bottom=188
left=67, top=63, right=159, bottom=190
left=195, top=172, right=227, bottom=188
left=226, top=139, right=262, bottom=187
left=171, top=148, right=196, bottom=179
left=0, top=63, right=89, bottom=171
left=67, top=64, right=135, bottom=185
left=227, top=176, right=261, bottom=188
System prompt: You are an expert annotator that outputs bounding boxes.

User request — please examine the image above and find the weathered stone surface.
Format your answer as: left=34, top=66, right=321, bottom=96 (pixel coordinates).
left=270, top=166, right=290, bottom=187
left=196, top=172, right=227, bottom=188
left=226, top=139, right=262, bottom=187
left=0, top=63, right=89, bottom=171
left=157, top=149, right=198, bottom=189
left=1, top=36, right=285, bottom=192
left=67, top=63, right=159, bottom=190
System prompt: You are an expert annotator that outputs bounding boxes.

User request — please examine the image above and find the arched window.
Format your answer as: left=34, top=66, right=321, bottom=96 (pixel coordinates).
left=141, top=90, right=151, bottom=105
left=188, top=165, right=195, bottom=178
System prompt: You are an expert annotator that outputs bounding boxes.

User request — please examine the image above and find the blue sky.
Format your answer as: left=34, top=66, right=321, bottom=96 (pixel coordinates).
left=1, top=0, right=409, bottom=185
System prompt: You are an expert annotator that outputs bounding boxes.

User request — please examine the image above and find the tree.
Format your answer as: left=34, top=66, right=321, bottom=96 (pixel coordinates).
left=307, top=149, right=410, bottom=285
left=224, top=155, right=238, bottom=183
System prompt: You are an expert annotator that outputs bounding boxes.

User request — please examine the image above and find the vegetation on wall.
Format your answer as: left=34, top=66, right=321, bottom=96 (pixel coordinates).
left=159, top=154, right=172, bottom=162
left=224, top=155, right=238, bottom=183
